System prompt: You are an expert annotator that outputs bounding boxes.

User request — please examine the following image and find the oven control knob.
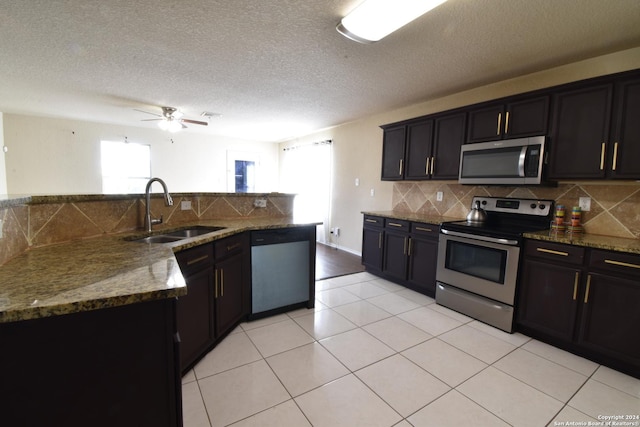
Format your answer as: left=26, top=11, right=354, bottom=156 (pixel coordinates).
left=530, top=203, right=537, bottom=209
left=539, top=204, right=546, bottom=209
left=481, top=200, right=487, bottom=205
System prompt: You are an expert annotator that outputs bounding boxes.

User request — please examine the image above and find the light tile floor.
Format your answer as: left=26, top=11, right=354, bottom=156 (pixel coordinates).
left=182, top=272, right=640, bottom=427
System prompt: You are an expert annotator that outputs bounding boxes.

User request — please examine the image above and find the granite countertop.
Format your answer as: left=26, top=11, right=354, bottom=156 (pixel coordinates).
left=524, top=230, right=640, bottom=255
left=0, top=217, right=319, bottom=324
left=362, top=211, right=640, bottom=255
left=362, top=210, right=462, bottom=225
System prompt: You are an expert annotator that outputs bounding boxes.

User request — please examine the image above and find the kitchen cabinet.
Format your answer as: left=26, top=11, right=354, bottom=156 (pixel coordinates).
left=517, top=241, right=585, bottom=341
left=362, top=215, right=439, bottom=297
left=176, top=233, right=248, bottom=372
left=577, top=250, right=640, bottom=371
left=609, top=77, right=640, bottom=178
left=362, top=215, right=384, bottom=272
left=381, top=125, right=406, bottom=180
left=383, top=219, right=410, bottom=281
left=382, top=112, right=465, bottom=181
left=467, top=96, right=549, bottom=143
left=548, top=84, right=613, bottom=179
left=0, top=299, right=182, bottom=427
left=518, top=239, right=640, bottom=378
left=406, top=222, right=439, bottom=296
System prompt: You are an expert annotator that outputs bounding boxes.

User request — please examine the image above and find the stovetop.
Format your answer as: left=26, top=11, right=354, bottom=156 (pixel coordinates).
left=441, top=196, right=555, bottom=240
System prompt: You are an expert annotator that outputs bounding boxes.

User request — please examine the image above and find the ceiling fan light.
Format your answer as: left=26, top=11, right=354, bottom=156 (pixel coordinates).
left=337, top=0, right=447, bottom=43
left=158, top=120, right=170, bottom=131
left=167, top=120, right=182, bottom=133
left=171, top=110, right=184, bottom=119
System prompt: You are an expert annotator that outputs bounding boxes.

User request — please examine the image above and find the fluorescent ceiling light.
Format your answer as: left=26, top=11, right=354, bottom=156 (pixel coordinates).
left=337, top=0, right=447, bottom=44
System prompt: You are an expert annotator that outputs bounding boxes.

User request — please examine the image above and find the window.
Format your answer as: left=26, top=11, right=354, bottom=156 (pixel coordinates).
left=227, top=151, right=261, bottom=193
left=235, top=160, right=255, bottom=193
left=100, top=140, right=151, bottom=194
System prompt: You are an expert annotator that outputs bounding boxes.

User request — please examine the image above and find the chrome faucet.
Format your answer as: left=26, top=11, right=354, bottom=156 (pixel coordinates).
left=145, top=177, right=173, bottom=233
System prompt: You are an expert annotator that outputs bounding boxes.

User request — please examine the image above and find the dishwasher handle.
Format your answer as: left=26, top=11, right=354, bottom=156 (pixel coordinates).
left=251, top=228, right=310, bottom=246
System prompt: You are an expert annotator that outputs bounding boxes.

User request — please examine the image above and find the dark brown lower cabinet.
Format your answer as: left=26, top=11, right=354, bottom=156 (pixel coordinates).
left=362, top=215, right=439, bottom=297
left=517, top=240, right=640, bottom=378
left=0, top=299, right=182, bottom=427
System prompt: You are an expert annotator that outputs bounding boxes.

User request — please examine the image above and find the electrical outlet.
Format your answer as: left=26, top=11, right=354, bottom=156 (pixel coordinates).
left=436, top=191, right=443, bottom=202
left=180, top=200, right=192, bottom=210
left=579, top=197, right=591, bottom=211
left=254, top=198, right=267, bottom=208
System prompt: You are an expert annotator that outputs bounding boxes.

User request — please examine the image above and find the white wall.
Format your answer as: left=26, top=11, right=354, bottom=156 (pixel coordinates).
left=281, top=47, right=640, bottom=255
left=0, top=113, right=7, bottom=194
left=3, top=115, right=280, bottom=194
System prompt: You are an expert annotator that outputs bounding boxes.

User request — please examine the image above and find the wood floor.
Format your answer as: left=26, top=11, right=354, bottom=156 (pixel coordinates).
left=315, top=243, right=364, bottom=280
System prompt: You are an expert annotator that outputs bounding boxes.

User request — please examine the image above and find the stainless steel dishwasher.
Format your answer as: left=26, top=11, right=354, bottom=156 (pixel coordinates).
left=250, top=227, right=315, bottom=317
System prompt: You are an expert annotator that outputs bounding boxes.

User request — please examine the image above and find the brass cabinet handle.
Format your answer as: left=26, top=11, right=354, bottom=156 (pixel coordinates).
left=214, top=269, right=219, bottom=298
left=378, top=232, right=382, bottom=249
left=227, top=243, right=241, bottom=252
left=584, top=275, right=592, bottom=304
left=399, top=159, right=403, bottom=176
left=425, top=157, right=430, bottom=175
left=573, top=272, right=579, bottom=300
left=605, top=259, right=640, bottom=270
left=430, top=156, right=435, bottom=175
left=536, top=247, right=569, bottom=256
left=220, top=269, right=224, bottom=297
left=600, top=143, right=606, bottom=170
left=416, top=226, right=432, bottom=232
left=365, top=219, right=378, bottom=223
left=403, top=237, right=407, bottom=255
left=612, top=142, right=619, bottom=171
left=187, top=254, right=210, bottom=265
left=505, top=111, right=510, bottom=134
left=388, top=222, right=403, bottom=227
left=408, top=238, right=413, bottom=257
left=497, top=112, right=502, bottom=135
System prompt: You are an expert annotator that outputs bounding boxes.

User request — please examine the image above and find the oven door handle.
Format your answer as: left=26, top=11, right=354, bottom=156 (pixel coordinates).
left=441, top=229, right=519, bottom=246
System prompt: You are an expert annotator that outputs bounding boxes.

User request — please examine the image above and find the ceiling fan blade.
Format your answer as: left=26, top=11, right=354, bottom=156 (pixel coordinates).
left=182, top=118, right=209, bottom=126
left=181, top=123, right=188, bottom=129
left=134, top=108, right=162, bottom=117
left=141, top=118, right=162, bottom=122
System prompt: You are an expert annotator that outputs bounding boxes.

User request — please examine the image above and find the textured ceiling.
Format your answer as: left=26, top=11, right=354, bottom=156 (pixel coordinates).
left=0, top=0, right=639, bottom=142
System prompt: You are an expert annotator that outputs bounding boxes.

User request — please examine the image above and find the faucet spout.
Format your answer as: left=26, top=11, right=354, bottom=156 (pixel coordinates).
left=145, top=177, right=173, bottom=233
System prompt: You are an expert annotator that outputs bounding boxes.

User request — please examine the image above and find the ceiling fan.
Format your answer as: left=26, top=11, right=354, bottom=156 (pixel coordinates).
left=136, top=107, right=209, bottom=132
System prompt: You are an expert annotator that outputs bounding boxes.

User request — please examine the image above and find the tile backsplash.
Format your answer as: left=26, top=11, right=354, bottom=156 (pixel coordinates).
left=0, top=193, right=294, bottom=265
left=392, top=181, right=640, bottom=239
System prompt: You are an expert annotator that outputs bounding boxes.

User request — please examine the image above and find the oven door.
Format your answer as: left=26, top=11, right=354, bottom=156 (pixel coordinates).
left=436, top=230, right=520, bottom=304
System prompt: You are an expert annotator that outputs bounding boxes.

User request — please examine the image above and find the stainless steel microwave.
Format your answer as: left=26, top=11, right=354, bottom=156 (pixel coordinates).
left=458, top=136, right=546, bottom=185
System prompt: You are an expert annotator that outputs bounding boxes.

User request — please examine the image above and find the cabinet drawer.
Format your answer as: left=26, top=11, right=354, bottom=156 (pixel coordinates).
left=176, top=244, right=214, bottom=274
left=385, top=218, right=410, bottom=231
left=214, top=234, right=245, bottom=259
left=589, top=250, right=640, bottom=278
left=363, top=215, right=384, bottom=228
left=524, top=240, right=585, bottom=265
left=411, top=222, right=439, bottom=239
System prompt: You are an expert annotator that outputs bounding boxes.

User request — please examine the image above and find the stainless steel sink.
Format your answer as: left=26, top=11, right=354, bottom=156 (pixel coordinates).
left=163, top=226, right=226, bottom=238
left=128, top=226, right=226, bottom=244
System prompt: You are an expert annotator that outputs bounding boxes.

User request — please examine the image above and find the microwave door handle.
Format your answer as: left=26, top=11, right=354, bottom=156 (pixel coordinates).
left=518, top=146, right=527, bottom=177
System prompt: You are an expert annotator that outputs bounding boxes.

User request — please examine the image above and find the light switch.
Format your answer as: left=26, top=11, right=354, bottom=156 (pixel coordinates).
left=436, top=191, right=443, bottom=202
left=370, top=188, right=375, bottom=197
left=355, top=178, right=360, bottom=186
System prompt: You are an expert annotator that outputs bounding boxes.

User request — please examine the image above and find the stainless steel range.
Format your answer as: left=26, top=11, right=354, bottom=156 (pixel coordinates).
left=436, top=196, right=554, bottom=332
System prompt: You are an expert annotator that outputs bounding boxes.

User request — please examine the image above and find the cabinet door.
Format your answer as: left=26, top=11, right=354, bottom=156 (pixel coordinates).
left=505, top=96, right=549, bottom=138
left=578, top=273, right=640, bottom=368
left=517, top=259, right=581, bottom=342
left=381, top=126, right=406, bottom=180
left=383, top=231, right=408, bottom=281
left=177, top=268, right=216, bottom=371
left=610, top=78, right=640, bottom=179
left=548, top=84, right=613, bottom=179
left=467, top=104, right=504, bottom=143
left=362, top=227, right=384, bottom=272
left=407, top=236, right=438, bottom=296
left=405, top=120, right=434, bottom=180
left=432, top=112, right=466, bottom=179
left=215, top=254, right=245, bottom=337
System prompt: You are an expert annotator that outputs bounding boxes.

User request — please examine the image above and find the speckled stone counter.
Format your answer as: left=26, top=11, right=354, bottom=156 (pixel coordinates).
left=524, top=230, right=640, bottom=255
left=0, top=217, right=319, bottom=324
left=361, top=210, right=462, bottom=225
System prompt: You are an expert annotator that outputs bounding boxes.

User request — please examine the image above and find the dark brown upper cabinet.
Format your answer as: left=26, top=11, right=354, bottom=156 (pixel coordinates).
left=382, top=111, right=466, bottom=181
left=609, top=77, right=640, bottom=179
left=381, top=125, right=406, bottom=180
left=467, top=96, right=549, bottom=143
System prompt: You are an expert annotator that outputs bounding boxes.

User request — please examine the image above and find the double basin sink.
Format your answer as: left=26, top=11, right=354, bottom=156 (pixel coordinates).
left=130, top=226, right=226, bottom=244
